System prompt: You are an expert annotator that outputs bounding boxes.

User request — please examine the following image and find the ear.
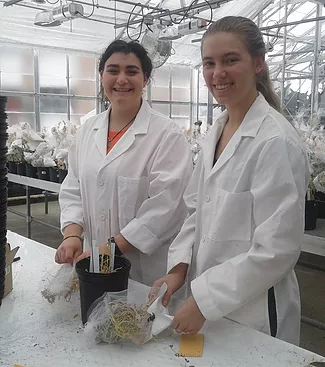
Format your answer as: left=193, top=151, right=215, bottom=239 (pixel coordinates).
left=254, top=56, right=265, bottom=75
left=99, top=71, right=103, bottom=82
left=143, top=73, right=149, bottom=87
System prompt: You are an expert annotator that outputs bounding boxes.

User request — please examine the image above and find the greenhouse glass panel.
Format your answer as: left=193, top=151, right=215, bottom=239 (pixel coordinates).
left=40, top=113, right=68, bottom=130
left=152, top=66, right=170, bottom=87
left=70, top=79, right=96, bottom=97
left=0, top=46, right=33, bottom=75
left=40, top=96, right=68, bottom=114
left=151, top=103, right=169, bottom=116
left=1, top=74, right=34, bottom=93
left=171, top=104, right=190, bottom=117
left=69, top=55, right=96, bottom=80
left=151, top=86, right=170, bottom=101
left=6, top=95, right=34, bottom=113
left=7, top=113, right=35, bottom=130
left=70, top=99, right=96, bottom=115
left=39, top=50, right=66, bottom=77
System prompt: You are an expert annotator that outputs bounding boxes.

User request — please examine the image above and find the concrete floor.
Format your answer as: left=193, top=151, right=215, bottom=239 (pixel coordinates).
left=6, top=199, right=325, bottom=357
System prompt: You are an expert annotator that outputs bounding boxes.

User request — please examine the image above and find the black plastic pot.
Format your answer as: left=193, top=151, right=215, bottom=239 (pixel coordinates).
left=76, top=255, right=131, bottom=324
left=0, top=96, right=7, bottom=112
left=0, top=134, right=8, bottom=149
left=58, top=169, right=68, bottom=183
left=305, top=200, right=318, bottom=231
left=25, top=163, right=37, bottom=178
left=315, top=191, right=325, bottom=219
left=16, top=163, right=26, bottom=176
left=8, top=162, right=17, bottom=174
left=37, top=167, right=50, bottom=181
left=49, top=167, right=59, bottom=183
left=0, top=95, right=7, bottom=306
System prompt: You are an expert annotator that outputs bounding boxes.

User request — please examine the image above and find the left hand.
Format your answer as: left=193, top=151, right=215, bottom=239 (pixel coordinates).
left=171, top=296, right=206, bottom=335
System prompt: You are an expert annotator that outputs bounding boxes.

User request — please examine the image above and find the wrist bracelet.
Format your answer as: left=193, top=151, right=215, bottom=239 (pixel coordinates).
left=62, top=235, right=83, bottom=243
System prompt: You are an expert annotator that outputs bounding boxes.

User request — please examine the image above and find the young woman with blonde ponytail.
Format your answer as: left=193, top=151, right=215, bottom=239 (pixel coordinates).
left=153, top=16, right=310, bottom=345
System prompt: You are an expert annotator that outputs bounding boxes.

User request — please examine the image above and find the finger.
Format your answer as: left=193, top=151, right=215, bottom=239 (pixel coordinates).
left=65, top=248, right=74, bottom=265
left=73, top=247, right=84, bottom=263
left=55, top=250, right=62, bottom=264
left=152, top=277, right=166, bottom=289
left=75, top=250, right=91, bottom=264
left=176, top=329, right=183, bottom=334
left=162, top=289, right=172, bottom=307
left=171, top=318, right=179, bottom=330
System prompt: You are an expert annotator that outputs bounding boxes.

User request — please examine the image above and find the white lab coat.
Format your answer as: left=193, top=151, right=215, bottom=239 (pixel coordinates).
left=168, top=94, right=310, bottom=345
left=60, top=100, right=192, bottom=286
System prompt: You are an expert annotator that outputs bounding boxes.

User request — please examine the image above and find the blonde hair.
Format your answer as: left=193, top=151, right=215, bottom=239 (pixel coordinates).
left=202, top=16, right=281, bottom=112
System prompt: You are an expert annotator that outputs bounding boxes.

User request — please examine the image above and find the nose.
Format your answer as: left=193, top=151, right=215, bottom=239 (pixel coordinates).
left=117, top=73, right=128, bottom=85
left=212, top=64, right=226, bottom=79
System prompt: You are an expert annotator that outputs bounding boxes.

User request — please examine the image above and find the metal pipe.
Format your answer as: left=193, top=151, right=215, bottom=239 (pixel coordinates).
left=115, top=0, right=229, bottom=29
left=73, top=0, right=134, bottom=16
left=280, top=1, right=288, bottom=106
left=260, top=15, right=325, bottom=31
left=311, top=4, right=322, bottom=116
left=114, top=0, right=164, bottom=11
left=301, top=316, right=325, bottom=332
left=3, top=0, right=22, bottom=6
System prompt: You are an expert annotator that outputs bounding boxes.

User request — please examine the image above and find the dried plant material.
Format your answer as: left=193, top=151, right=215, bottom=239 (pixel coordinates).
left=41, top=264, right=78, bottom=304
left=84, top=280, right=157, bottom=345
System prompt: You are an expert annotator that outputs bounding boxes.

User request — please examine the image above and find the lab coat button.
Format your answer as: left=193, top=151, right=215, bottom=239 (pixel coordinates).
left=206, top=195, right=210, bottom=202
left=99, top=180, right=104, bottom=187
left=202, top=237, right=206, bottom=243
left=100, top=215, right=106, bottom=221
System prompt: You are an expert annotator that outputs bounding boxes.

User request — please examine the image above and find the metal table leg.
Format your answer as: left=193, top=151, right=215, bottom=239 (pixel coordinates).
left=44, top=191, right=49, bottom=215
left=26, top=185, right=31, bottom=238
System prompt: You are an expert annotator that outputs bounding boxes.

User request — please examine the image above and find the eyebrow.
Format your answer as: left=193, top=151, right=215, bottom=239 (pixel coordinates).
left=105, top=64, right=140, bottom=70
left=202, top=52, right=241, bottom=61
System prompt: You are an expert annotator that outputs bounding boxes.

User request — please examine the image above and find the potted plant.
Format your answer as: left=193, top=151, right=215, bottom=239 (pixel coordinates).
left=57, top=158, right=68, bottom=183
left=75, top=239, right=131, bottom=324
left=7, top=145, right=25, bottom=175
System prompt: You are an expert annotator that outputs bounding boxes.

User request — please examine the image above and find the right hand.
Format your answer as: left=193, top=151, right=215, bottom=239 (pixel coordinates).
left=152, top=263, right=188, bottom=307
left=55, top=237, right=83, bottom=265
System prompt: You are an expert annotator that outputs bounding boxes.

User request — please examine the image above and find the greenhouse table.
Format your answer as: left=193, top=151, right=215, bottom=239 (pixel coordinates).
left=1, top=231, right=325, bottom=367
left=7, top=173, right=61, bottom=237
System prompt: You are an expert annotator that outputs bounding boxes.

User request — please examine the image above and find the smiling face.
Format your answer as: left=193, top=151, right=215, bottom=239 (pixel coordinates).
left=100, top=52, right=147, bottom=108
left=202, top=32, right=264, bottom=110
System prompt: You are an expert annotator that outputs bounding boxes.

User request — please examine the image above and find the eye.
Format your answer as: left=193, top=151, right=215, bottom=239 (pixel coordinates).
left=203, top=61, right=214, bottom=68
left=107, top=69, right=119, bottom=74
left=127, top=70, right=138, bottom=75
left=226, top=58, right=238, bottom=65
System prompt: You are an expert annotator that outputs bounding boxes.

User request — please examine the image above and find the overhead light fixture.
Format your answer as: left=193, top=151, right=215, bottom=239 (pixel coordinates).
left=34, top=3, right=84, bottom=27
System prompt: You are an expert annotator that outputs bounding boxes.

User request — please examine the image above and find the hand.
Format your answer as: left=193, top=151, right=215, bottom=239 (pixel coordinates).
left=172, top=296, right=206, bottom=335
left=152, top=263, right=188, bottom=306
left=55, top=237, right=83, bottom=265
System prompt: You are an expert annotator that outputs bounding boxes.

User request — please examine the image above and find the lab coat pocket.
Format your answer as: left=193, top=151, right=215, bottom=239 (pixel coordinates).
left=208, top=189, right=253, bottom=242
left=118, top=176, right=149, bottom=222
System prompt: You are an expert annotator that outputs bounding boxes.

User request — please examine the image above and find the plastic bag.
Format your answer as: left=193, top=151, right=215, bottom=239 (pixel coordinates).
left=84, top=280, right=161, bottom=345
left=41, top=264, right=78, bottom=304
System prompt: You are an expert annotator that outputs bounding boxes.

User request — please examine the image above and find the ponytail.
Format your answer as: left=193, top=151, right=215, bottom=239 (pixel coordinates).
left=257, top=64, right=282, bottom=113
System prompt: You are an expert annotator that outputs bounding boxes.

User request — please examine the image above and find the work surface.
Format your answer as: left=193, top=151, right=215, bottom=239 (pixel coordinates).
left=1, top=232, right=325, bottom=367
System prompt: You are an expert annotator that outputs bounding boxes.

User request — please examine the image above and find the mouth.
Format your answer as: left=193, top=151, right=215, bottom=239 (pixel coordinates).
left=113, top=88, right=133, bottom=92
left=213, top=83, right=233, bottom=91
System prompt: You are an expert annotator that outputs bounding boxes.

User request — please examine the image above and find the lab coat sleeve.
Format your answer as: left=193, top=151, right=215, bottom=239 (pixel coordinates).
left=59, top=132, right=83, bottom=232
left=166, top=153, right=204, bottom=272
left=120, top=129, right=192, bottom=255
left=191, top=136, right=309, bottom=321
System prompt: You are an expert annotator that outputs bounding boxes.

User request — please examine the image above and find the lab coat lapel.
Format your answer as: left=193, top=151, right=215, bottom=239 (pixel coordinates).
left=205, top=94, right=270, bottom=180
left=207, top=125, right=243, bottom=179
left=202, top=111, right=228, bottom=180
left=94, top=110, right=109, bottom=159
left=100, top=99, right=151, bottom=168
